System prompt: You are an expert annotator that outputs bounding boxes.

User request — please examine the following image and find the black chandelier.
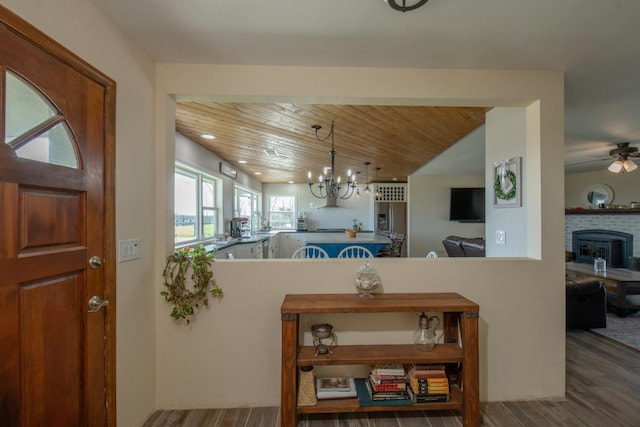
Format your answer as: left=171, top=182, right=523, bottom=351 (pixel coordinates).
left=307, top=121, right=357, bottom=205
left=385, top=0, right=430, bottom=12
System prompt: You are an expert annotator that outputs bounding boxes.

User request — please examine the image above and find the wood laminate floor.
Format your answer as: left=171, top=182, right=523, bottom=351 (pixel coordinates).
left=143, top=331, right=640, bottom=427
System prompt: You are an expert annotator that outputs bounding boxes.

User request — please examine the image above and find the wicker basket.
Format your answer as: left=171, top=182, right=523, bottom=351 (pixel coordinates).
left=296, top=366, right=317, bottom=407
left=345, top=230, right=357, bottom=238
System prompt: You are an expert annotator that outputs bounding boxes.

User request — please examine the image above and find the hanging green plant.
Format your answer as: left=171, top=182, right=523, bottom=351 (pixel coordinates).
left=160, top=244, right=223, bottom=324
left=494, top=170, right=517, bottom=201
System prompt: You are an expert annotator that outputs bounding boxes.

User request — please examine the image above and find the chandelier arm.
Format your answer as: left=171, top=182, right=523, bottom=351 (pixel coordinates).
left=338, top=185, right=356, bottom=199
left=308, top=183, right=327, bottom=199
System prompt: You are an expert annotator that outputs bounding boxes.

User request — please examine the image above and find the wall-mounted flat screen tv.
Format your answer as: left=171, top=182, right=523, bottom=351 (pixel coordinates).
left=449, top=188, right=485, bottom=223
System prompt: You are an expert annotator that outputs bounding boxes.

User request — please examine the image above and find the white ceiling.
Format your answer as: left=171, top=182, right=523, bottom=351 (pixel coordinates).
left=89, top=0, right=640, bottom=174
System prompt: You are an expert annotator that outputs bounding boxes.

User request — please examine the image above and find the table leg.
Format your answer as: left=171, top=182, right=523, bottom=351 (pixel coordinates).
left=281, top=313, right=298, bottom=427
left=460, top=310, right=480, bottom=427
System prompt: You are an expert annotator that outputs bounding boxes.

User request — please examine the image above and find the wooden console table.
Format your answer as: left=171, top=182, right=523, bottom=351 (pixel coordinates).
left=566, top=262, right=640, bottom=316
left=280, top=292, right=480, bottom=427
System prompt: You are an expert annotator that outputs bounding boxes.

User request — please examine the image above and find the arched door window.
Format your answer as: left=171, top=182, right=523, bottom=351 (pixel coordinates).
left=4, top=70, right=79, bottom=168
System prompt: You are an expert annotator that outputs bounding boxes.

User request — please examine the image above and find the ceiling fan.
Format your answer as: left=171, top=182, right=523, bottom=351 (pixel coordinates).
left=606, top=142, right=640, bottom=173
left=568, top=142, right=640, bottom=173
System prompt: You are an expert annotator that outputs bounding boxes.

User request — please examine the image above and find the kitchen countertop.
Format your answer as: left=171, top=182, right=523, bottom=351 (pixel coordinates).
left=203, top=234, right=271, bottom=253
left=203, top=230, right=385, bottom=253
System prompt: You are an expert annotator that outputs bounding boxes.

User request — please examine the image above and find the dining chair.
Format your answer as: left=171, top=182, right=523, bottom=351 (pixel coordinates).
left=291, top=245, right=330, bottom=259
left=426, top=251, right=438, bottom=258
left=337, top=245, right=375, bottom=259
left=376, top=233, right=405, bottom=257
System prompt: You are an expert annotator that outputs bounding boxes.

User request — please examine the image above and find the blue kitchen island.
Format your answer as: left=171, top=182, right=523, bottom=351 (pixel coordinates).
left=305, top=232, right=391, bottom=258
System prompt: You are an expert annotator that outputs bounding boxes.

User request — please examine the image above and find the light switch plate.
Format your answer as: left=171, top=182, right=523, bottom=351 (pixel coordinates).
left=119, top=239, right=140, bottom=262
left=495, top=230, right=506, bottom=245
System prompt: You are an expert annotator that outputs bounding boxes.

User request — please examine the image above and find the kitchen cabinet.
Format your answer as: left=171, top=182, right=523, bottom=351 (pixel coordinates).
left=235, top=242, right=263, bottom=259
left=268, top=235, right=280, bottom=259
left=280, top=293, right=480, bottom=427
left=279, top=233, right=307, bottom=258
left=213, top=246, right=235, bottom=260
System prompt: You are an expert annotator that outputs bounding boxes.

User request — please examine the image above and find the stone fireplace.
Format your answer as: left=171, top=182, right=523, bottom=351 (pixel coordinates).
left=572, top=229, right=633, bottom=268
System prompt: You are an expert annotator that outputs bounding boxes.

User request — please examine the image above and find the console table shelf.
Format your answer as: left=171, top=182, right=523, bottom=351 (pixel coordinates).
left=298, top=384, right=463, bottom=414
left=297, top=343, right=463, bottom=365
left=280, top=292, right=480, bottom=427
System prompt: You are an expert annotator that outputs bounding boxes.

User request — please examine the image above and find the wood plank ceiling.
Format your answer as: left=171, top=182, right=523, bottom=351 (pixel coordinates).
left=175, top=102, right=491, bottom=184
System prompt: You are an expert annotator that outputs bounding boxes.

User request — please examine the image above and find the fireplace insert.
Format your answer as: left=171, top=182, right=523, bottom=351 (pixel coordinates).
left=572, top=229, right=633, bottom=268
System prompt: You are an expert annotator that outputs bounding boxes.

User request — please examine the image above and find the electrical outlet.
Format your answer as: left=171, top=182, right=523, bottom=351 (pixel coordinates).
left=119, top=239, right=140, bottom=262
left=495, top=230, right=506, bottom=245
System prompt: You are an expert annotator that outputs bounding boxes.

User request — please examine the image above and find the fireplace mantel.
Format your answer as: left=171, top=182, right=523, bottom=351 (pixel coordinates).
left=566, top=209, right=640, bottom=215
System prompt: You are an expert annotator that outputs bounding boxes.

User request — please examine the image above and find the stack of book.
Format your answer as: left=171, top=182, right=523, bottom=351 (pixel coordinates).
left=316, top=376, right=357, bottom=400
left=364, top=363, right=410, bottom=402
left=405, top=363, right=451, bottom=403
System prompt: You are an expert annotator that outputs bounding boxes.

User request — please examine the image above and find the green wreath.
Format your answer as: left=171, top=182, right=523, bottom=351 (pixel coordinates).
left=494, top=170, right=517, bottom=200
left=161, top=244, right=223, bottom=324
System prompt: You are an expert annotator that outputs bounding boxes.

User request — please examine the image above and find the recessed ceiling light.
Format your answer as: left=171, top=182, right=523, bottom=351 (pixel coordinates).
left=288, top=181, right=294, bottom=184
left=201, top=134, right=216, bottom=140
left=254, top=172, right=262, bottom=175
left=238, top=160, right=247, bottom=164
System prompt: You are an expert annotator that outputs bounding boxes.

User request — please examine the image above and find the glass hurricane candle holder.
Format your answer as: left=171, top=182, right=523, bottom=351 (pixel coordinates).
left=354, top=260, right=381, bottom=298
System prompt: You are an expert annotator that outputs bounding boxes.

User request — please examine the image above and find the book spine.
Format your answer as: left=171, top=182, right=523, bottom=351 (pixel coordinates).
left=407, top=387, right=451, bottom=403
left=369, top=379, right=406, bottom=392
left=413, top=394, right=450, bottom=403
left=370, top=374, right=407, bottom=383
left=370, top=364, right=405, bottom=376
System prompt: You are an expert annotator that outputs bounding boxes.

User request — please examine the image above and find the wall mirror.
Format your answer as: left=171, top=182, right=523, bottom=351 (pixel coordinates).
left=581, top=183, right=614, bottom=207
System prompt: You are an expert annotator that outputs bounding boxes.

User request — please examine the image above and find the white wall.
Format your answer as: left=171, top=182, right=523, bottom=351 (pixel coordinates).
left=485, top=107, right=530, bottom=257
left=0, top=1, right=159, bottom=425
left=155, top=66, right=566, bottom=407
left=408, top=174, right=485, bottom=257
left=565, top=169, right=640, bottom=208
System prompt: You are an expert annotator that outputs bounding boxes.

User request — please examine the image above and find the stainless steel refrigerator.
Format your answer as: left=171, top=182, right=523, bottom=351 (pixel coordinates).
left=375, top=201, right=407, bottom=256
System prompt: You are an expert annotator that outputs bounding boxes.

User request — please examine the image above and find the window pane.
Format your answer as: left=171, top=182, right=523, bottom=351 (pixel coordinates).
left=5, top=71, right=79, bottom=169
left=5, top=71, right=57, bottom=143
left=202, top=179, right=215, bottom=207
left=175, top=171, right=197, bottom=243
left=270, top=212, right=295, bottom=229
left=269, top=196, right=295, bottom=230
left=14, top=123, right=78, bottom=168
left=237, top=192, right=252, bottom=217
left=270, top=196, right=295, bottom=212
left=203, top=208, right=216, bottom=238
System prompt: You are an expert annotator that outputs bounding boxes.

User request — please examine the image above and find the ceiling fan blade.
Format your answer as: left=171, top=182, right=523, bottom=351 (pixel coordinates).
left=567, top=158, right=610, bottom=166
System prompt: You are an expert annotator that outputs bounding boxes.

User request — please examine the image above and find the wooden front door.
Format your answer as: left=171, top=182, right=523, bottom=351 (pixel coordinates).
left=0, top=7, right=116, bottom=427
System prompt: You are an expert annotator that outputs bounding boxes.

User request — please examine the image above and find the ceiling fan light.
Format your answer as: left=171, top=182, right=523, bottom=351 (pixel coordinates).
left=608, top=160, right=624, bottom=173
left=623, top=159, right=638, bottom=172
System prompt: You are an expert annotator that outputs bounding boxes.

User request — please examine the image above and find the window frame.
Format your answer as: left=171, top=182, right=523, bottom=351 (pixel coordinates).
left=234, top=184, right=262, bottom=232
left=174, top=162, right=221, bottom=247
left=268, top=195, right=297, bottom=230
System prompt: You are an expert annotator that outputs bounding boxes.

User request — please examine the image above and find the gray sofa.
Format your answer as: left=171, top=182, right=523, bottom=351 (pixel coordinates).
left=442, top=236, right=486, bottom=257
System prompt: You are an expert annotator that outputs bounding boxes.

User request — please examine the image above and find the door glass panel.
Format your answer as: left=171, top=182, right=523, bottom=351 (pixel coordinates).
left=4, top=71, right=79, bottom=168
left=14, top=122, right=78, bottom=168
left=5, top=72, right=56, bottom=142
